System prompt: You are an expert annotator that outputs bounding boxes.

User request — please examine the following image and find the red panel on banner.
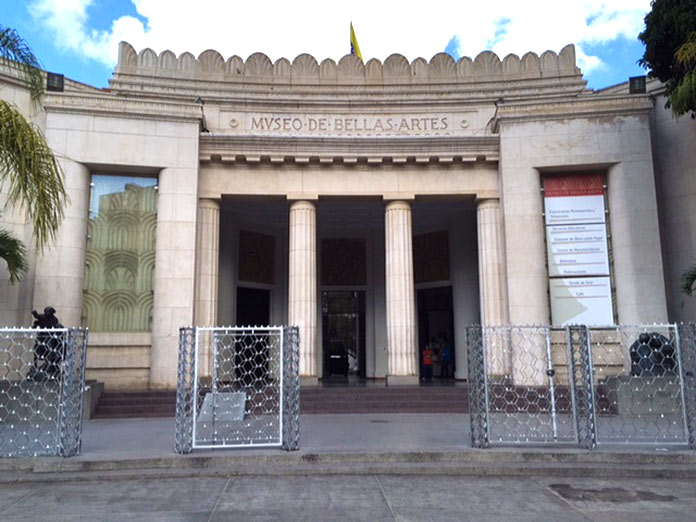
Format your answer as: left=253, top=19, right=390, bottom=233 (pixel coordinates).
left=544, top=174, right=604, bottom=197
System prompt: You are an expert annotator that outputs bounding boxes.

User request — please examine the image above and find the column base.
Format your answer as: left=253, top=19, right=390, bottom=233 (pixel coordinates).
left=386, top=375, right=419, bottom=386
left=300, top=376, right=319, bottom=387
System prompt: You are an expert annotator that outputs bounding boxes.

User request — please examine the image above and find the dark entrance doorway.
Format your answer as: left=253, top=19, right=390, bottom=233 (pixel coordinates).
left=417, top=286, right=455, bottom=379
left=321, top=291, right=366, bottom=378
left=236, top=287, right=270, bottom=326
left=235, top=287, right=271, bottom=385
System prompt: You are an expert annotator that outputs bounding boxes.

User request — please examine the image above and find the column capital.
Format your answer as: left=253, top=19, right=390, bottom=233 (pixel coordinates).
left=476, top=198, right=500, bottom=210
left=198, top=198, right=221, bottom=210
left=289, top=200, right=317, bottom=212
left=385, top=200, right=412, bottom=212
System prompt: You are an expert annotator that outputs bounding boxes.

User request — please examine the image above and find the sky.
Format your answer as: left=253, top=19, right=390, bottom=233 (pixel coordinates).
left=2, top=0, right=652, bottom=90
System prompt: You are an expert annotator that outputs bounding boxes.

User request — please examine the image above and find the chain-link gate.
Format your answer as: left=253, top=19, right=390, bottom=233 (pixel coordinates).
left=467, top=326, right=579, bottom=446
left=0, top=328, right=88, bottom=457
left=588, top=325, right=689, bottom=446
left=467, top=324, right=696, bottom=449
left=175, top=326, right=300, bottom=453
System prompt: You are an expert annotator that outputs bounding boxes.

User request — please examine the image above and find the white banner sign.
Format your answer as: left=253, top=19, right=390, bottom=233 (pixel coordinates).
left=544, top=194, right=605, bottom=226
left=549, top=277, right=614, bottom=326
left=546, top=224, right=610, bottom=277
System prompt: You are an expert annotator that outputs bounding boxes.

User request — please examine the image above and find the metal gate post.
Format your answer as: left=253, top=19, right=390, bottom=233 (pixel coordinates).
left=466, top=326, right=489, bottom=448
left=175, top=327, right=196, bottom=454
left=281, top=326, right=301, bottom=451
left=58, top=328, right=88, bottom=457
left=567, top=325, right=596, bottom=450
left=677, top=323, right=696, bottom=450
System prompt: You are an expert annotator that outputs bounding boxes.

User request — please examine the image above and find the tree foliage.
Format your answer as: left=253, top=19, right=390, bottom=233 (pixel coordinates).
left=639, top=0, right=696, bottom=116
left=0, top=25, right=67, bottom=283
left=671, top=32, right=696, bottom=114
left=0, top=27, right=43, bottom=101
left=0, top=227, right=27, bottom=283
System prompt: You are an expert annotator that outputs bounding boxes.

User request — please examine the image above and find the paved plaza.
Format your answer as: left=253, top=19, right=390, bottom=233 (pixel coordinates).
left=1, top=473, right=695, bottom=521
left=1, top=414, right=695, bottom=520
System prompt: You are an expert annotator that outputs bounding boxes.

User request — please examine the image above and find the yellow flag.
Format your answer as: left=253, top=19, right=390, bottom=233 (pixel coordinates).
left=350, top=22, right=363, bottom=61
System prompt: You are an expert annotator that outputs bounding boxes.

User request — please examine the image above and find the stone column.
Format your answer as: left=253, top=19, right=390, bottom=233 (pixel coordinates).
left=194, top=199, right=220, bottom=378
left=194, top=199, right=220, bottom=327
left=477, top=199, right=511, bottom=376
left=477, top=199, right=509, bottom=328
left=385, top=201, right=418, bottom=385
left=288, top=200, right=317, bottom=384
left=32, top=159, right=90, bottom=327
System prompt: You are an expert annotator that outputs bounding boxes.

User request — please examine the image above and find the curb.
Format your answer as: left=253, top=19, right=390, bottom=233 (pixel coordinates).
left=2, top=449, right=695, bottom=482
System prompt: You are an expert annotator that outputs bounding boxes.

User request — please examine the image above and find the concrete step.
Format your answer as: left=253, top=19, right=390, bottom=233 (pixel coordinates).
left=4, top=449, right=696, bottom=482
left=93, top=391, right=177, bottom=419
left=92, top=386, right=471, bottom=418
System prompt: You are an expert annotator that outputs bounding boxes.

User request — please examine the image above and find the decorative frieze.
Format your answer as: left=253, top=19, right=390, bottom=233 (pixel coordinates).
left=198, top=135, right=500, bottom=164
left=115, top=42, right=581, bottom=86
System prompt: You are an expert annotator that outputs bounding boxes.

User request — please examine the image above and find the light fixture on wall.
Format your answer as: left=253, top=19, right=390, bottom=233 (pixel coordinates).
left=629, top=76, right=646, bottom=94
left=195, top=96, right=209, bottom=133
left=46, top=72, right=64, bottom=92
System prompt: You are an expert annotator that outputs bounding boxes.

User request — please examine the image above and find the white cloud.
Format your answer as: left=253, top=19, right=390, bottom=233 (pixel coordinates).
left=28, top=0, right=651, bottom=76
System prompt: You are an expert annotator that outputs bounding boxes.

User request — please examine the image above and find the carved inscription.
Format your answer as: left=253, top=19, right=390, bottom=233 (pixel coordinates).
left=223, top=112, right=476, bottom=136
left=250, top=116, right=449, bottom=133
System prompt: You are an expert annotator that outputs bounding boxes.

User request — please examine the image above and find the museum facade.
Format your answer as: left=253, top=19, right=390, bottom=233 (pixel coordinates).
left=1, top=42, right=694, bottom=390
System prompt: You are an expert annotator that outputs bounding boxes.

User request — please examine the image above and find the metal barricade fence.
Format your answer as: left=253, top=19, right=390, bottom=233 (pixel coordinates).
left=175, top=326, right=300, bottom=453
left=467, top=326, right=579, bottom=446
left=588, top=324, right=689, bottom=446
left=467, top=324, right=696, bottom=450
left=0, top=328, right=88, bottom=457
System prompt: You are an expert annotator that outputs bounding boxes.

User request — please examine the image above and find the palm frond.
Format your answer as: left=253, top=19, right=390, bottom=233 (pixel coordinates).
left=681, top=262, right=696, bottom=297
left=0, top=228, right=27, bottom=283
left=670, top=69, right=696, bottom=115
left=0, top=100, right=67, bottom=251
left=0, top=26, right=43, bottom=100
left=675, top=32, right=696, bottom=68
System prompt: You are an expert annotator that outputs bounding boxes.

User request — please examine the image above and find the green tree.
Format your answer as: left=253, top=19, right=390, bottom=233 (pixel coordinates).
left=639, top=1, right=696, bottom=298
left=638, top=0, right=696, bottom=116
left=0, top=26, right=66, bottom=282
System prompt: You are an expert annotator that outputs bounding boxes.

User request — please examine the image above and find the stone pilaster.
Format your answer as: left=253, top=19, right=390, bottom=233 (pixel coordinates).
left=477, top=199, right=511, bottom=376
left=150, top=167, right=198, bottom=389
left=194, top=199, right=220, bottom=327
left=32, top=159, right=90, bottom=327
left=288, top=200, right=317, bottom=383
left=384, top=201, right=418, bottom=385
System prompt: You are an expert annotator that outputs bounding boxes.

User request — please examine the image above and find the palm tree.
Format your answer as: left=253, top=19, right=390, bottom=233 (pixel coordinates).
left=682, top=264, right=696, bottom=298
left=0, top=26, right=66, bottom=282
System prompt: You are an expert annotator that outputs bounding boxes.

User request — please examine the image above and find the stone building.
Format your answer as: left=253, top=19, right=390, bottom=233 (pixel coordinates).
left=1, top=42, right=694, bottom=390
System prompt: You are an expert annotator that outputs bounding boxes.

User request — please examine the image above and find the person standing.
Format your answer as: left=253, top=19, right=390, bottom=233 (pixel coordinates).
left=422, top=341, right=435, bottom=381
left=440, top=341, right=453, bottom=378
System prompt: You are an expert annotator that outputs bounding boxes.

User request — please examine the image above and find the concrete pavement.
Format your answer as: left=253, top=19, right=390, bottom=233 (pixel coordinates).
left=1, top=473, right=695, bottom=521
left=1, top=414, right=695, bottom=482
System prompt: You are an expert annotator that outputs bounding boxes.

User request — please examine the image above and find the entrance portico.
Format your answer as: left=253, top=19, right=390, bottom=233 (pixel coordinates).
left=198, top=186, right=495, bottom=384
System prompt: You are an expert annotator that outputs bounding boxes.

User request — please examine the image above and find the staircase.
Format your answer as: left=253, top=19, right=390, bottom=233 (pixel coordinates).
left=91, top=384, right=470, bottom=418
left=300, top=385, right=469, bottom=414
left=92, top=390, right=177, bottom=419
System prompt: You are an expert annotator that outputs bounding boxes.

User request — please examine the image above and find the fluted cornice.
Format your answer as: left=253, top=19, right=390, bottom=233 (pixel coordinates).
left=199, top=134, right=499, bottom=164
left=41, top=91, right=202, bottom=122
left=110, top=42, right=586, bottom=101
left=494, top=94, right=654, bottom=129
